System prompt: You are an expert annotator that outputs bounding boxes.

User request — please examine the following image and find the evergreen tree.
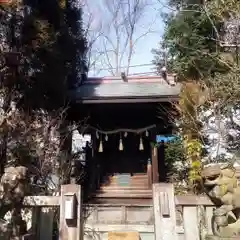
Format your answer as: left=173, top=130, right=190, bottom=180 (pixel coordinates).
left=0, top=0, right=88, bottom=172
left=0, top=1, right=88, bottom=236
left=153, top=0, right=239, bottom=81
left=20, top=0, right=88, bottom=110
left=153, top=0, right=240, bottom=191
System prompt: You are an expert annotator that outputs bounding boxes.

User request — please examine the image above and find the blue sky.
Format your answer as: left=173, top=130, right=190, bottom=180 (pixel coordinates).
left=83, top=0, right=166, bottom=77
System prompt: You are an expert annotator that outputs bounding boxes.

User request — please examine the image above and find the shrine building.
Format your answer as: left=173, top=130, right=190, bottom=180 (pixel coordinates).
left=69, top=75, right=181, bottom=204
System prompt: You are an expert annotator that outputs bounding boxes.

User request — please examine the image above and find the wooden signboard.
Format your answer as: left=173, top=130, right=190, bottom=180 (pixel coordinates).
left=108, top=231, right=140, bottom=240
left=116, top=174, right=131, bottom=187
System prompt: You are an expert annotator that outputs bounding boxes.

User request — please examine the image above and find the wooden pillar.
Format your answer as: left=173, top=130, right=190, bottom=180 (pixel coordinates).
left=159, top=141, right=167, bottom=182
left=91, top=131, right=96, bottom=159
left=88, top=132, right=99, bottom=193
left=147, top=158, right=153, bottom=188
left=151, top=130, right=159, bottom=183
left=59, top=184, right=82, bottom=240
left=83, top=139, right=92, bottom=201
left=152, top=145, right=159, bottom=183
left=151, top=129, right=159, bottom=183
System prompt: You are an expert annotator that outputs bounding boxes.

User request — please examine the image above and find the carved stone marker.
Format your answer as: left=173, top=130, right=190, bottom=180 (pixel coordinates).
left=202, top=163, right=240, bottom=239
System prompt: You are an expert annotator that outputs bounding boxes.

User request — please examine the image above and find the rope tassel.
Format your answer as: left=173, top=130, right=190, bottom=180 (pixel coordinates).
left=98, top=140, right=103, bottom=152
left=139, top=136, right=144, bottom=151
left=119, top=137, right=124, bottom=151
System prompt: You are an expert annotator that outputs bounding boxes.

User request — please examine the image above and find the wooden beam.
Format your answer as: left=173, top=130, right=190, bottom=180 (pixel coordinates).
left=78, top=97, right=179, bottom=104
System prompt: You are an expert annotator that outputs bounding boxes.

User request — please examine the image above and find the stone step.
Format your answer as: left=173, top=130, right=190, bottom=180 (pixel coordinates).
left=100, top=186, right=150, bottom=191
left=103, top=174, right=149, bottom=188
left=104, top=180, right=149, bottom=186
left=96, top=189, right=152, bottom=198
left=110, top=174, right=148, bottom=180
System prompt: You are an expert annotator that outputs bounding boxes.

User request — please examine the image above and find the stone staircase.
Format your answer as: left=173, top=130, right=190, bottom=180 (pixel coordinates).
left=92, top=173, right=152, bottom=204
left=83, top=173, right=154, bottom=239
left=102, top=173, right=150, bottom=188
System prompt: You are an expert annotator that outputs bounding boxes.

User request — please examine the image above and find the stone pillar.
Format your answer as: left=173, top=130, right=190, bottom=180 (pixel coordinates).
left=152, top=183, right=177, bottom=240
left=59, top=184, right=82, bottom=240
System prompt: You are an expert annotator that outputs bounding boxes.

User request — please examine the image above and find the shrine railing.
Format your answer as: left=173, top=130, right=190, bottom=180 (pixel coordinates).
left=20, top=183, right=218, bottom=240
left=17, top=184, right=81, bottom=240
left=153, top=184, right=215, bottom=240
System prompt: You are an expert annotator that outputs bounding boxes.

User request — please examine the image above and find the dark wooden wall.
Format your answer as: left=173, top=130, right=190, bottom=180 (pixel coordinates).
left=95, top=134, right=151, bottom=175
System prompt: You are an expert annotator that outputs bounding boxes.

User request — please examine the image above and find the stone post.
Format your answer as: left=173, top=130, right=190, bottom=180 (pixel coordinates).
left=152, top=183, right=178, bottom=240
left=59, top=184, right=82, bottom=240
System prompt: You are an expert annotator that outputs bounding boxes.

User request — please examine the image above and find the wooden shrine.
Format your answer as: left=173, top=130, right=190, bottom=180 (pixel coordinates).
left=69, top=75, right=181, bottom=204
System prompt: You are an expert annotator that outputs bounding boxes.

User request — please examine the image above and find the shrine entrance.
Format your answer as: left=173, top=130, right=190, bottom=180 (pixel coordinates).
left=96, top=130, right=151, bottom=189
left=100, top=134, right=149, bottom=174
left=71, top=102, right=173, bottom=203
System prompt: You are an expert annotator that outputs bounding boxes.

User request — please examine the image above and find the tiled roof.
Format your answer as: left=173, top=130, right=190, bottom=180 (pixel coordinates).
left=73, top=76, right=181, bottom=100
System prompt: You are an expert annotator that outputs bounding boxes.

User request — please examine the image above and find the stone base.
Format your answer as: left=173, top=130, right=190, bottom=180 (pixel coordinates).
left=108, top=231, right=140, bottom=240
left=206, top=235, right=240, bottom=240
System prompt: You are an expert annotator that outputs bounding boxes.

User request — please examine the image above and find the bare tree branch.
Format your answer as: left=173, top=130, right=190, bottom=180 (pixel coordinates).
left=85, top=0, right=158, bottom=76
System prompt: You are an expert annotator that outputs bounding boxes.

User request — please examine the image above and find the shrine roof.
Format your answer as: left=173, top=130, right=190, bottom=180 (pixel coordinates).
left=73, top=75, right=181, bottom=103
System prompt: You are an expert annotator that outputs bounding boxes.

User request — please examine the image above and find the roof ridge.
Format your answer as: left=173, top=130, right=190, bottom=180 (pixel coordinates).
left=85, top=76, right=175, bottom=84
left=87, top=75, right=175, bottom=80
